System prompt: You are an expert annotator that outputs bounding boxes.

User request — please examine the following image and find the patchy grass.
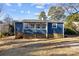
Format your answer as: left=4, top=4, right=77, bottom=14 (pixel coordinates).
left=0, top=36, right=79, bottom=56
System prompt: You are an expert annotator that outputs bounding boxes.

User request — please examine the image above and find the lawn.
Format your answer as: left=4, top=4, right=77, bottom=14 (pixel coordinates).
left=0, top=36, right=79, bottom=56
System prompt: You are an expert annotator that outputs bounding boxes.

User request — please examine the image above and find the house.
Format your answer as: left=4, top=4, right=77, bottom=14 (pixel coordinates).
left=0, top=23, right=9, bottom=33
left=14, top=20, right=64, bottom=38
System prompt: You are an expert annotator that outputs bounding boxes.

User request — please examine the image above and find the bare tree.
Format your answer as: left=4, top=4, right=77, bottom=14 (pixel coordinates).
left=58, top=3, right=79, bottom=15
left=3, top=14, right=14, bottom=36
left=3, top=14, right=13, bottom=25
left=48, top=6, right=65, bottom=21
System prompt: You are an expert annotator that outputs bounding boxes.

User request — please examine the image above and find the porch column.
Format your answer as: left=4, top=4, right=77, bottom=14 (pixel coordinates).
left=34, top=23, right=36, bottom=38
left=46, top=22, right=48, bottom=38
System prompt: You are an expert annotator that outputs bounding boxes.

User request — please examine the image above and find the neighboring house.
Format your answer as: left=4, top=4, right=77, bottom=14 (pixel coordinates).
left=14, top=20, right=64, bottom=38
left=0, top=23, right=9, bottom=33
left=0, top=24, right=3, bottom=32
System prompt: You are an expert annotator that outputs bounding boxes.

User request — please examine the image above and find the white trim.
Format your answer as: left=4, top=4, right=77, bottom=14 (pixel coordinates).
left=63, top=23, right=64, bottom=38
left=34, top=24, right=36, bottom=38
left=14, top=22, right=15, bottom=35
left=22, top=23, right=24, bottom=33
left=52, top=23, right=57, bottom=28
left=46, top=22, right=48, bottom=38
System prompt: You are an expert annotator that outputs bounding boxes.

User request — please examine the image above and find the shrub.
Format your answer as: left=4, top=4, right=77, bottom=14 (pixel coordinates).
left=64, top=28, right=77, bottom=35
left=0, top=32, right=2, bottom=38
left=15, top=32, right=23, bottom=39
left=0, top=32, right=5, bottom=38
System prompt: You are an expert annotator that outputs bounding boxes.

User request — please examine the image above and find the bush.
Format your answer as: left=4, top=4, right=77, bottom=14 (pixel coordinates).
left=64, top=28, right=77, bottom=35
left=2, top=32, right=9, bottom=36
left=15, top=32, right=23, bottom=39
left=9, top=25, right=14, bottom=36
left=0, top=32, right=4, bottom=38
left=0, top=32, right=2, bottom=38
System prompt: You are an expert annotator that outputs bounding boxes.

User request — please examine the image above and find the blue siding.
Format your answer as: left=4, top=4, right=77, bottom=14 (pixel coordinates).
left=24, top=29, right=46, bottom=34
left=48, top=23, right=53, bottom=34
left=15, top=22, right=23, bottom=33
left=24, top=29, right=34, bottom=34
left=54, top=23, right=63, bottom=34
left=15, top=22, right=64, bottom=35
left=48, top=22, right=63, bottom=34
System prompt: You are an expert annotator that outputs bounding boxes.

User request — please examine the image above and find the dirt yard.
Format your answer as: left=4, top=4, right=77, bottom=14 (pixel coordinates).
left=0, top=36, right=79, bottom=56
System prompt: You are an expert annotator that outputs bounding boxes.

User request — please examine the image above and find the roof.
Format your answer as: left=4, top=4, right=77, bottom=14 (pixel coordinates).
left=18, top=19, right=64, bottom=23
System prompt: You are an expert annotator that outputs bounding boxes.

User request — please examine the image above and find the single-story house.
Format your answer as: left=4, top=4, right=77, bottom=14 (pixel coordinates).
left=14, top=20, right=64, bottom=38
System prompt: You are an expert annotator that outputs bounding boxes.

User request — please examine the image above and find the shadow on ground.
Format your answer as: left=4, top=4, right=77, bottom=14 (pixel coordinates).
left=0, top=39, right=79, bottom=56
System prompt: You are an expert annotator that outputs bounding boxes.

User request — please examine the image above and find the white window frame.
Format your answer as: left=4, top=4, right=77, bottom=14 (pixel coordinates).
left=36, top=24, right=41, bottom=29
left=41, top=24, right=46, bottom=29
left=23, top=23, right=29, bottom=28
left=52, top=23, right=57, bottom=28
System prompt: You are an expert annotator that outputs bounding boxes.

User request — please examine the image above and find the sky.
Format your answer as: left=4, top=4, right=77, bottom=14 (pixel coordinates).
left=0, top=3, right=78, bottom=21
left=0, top=3, right=51, bottom=21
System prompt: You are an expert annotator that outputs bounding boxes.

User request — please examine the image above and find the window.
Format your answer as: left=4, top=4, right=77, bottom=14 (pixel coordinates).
left=30, top=23, right=34, bottom=28
left=41, top=24, right=46, bottom=29
left=36, top=23, right=46, bottom=29
left=52, top=23, right=57, bottom=28
left=24, top=23, right=34, bottom=28
left=24, top=23, right=28, bottom=28
left=36, top=24, right=40, bottom=28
